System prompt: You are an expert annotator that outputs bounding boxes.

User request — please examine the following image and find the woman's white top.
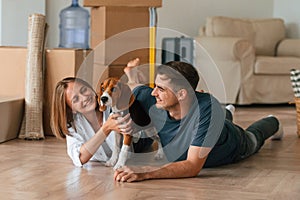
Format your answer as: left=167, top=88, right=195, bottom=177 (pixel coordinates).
left=66, top=109, right=115, bottom=167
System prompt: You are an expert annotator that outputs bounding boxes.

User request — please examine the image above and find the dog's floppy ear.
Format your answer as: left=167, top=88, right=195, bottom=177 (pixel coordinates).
left=116, top=81, right=135, bottom=110
left=98, top=82, right=107, bottom=112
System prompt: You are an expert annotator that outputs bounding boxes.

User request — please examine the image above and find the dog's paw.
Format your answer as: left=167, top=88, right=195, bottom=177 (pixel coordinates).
left=113, top=162, right=124, bottom=170
left=105, top=157, right=118, bottom=167
left=154, top=149, right=164, bottom=160
left=113, top=154, right=127, bottom=170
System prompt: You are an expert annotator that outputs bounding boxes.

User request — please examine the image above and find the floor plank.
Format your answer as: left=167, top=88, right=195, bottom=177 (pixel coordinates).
left=0, top=104, right=299, bottom=199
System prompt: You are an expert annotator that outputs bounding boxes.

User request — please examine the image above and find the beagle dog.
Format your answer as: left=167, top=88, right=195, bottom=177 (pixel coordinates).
left=98, top=77, right=163, bottom=169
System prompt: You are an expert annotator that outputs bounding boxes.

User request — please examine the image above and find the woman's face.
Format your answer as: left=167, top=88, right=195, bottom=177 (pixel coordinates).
left=65, top=81, right=97, bottom=115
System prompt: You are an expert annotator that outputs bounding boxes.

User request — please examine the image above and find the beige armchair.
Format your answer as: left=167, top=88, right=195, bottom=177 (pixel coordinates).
left=194, top=16, right=300, bottom=104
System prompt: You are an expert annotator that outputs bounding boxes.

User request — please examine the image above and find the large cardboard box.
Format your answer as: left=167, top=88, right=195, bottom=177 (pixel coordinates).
left=43, top=48, right=94, bottom=135
left=0, top=47, right=27, bottom=142
left=0, top=47, right=27, bottom=97
left=0, top=97, right=24, bottom=143
left=84, top=0, right=161, bottom=77
left=89, top=6, right=150, bottom=66
left=108, top=64, right=149, bottom=82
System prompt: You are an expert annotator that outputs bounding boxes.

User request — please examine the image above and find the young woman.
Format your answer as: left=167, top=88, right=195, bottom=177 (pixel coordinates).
left=50, top=77, right=133, bottom=167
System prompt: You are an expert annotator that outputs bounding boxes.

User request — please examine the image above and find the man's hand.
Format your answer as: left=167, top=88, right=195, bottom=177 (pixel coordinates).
left=113, top=146, right=210, bottom=182
left=114, top=166, right=154, bottom=182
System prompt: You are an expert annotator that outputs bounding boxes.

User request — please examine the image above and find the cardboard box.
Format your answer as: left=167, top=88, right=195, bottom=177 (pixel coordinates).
left=0, top=47, right=27, bottom=97
left=43, top=48, right=94, bottom=135
left=89, top=6, right=150, bottom=65
left=0, top=47, right=152, bottom=136
left=0, top=97, right=24, bottom=143
left=0, top=47, right=26, bottom=142
left=0, top=47, right=100, bottom=136
left=85, top=0, right=162, bottom=76
left=108, top=64, right=149, bottom=82
left=83, top=0, right=162, bottom=7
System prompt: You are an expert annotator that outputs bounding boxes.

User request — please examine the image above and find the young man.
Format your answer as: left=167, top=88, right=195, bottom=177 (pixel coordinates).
left=114, top=58, right=283, bottom=182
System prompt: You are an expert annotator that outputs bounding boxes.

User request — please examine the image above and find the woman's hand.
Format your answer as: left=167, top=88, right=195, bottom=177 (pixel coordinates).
left=101, top=113, right=133, bottom=136
left=117, top=114, right=133, bottom=135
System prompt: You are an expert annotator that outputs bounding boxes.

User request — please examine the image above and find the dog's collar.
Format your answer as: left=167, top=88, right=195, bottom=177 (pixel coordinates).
left=112, top=108, right=129, bottom=117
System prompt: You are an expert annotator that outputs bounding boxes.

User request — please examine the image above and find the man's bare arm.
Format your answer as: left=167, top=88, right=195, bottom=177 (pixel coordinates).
left=114, top=146, right=211, bottom=182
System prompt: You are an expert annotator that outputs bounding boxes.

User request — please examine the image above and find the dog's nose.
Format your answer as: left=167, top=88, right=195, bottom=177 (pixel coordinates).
left=100, top=96, right=108, bottom=103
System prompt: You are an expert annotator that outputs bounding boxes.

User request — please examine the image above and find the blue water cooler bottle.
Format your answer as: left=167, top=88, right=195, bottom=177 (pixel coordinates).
left=59, top=0, right=90, bottom=49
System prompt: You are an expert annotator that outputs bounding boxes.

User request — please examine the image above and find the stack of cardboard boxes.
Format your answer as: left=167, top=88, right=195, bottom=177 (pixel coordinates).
left=0, top=47, right=27, bottom=142
left=0, top=0, right=162, bottom=138
left=0, top=47, right=92, bottom=137
left=84, top=0, right=162, bottom=77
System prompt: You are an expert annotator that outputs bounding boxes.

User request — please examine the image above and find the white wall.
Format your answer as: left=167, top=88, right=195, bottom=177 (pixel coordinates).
left=45, top=0, right=89, bottom=48
left=0, top=0, right=45, bottom=46
left=3, top=0, right=299, bottom=47
left=0, top=1, right=2, bottom=44
left=157, top=0, right=274, bottom=38
left=0, top=0, right=300, bottom=48
left=45, top=0, right=275, bottom=48
left=273, top=0, right=300, bottom=38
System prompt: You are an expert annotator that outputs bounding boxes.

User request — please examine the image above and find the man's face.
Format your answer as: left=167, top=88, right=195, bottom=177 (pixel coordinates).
left=151, top=74, right=180, bottom=110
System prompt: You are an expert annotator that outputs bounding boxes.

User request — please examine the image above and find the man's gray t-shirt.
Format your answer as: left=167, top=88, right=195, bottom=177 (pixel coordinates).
left=133, top=85, right=241, bottom=167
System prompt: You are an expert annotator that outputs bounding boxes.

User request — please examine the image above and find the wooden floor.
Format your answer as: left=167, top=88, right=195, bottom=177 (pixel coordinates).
left=1, top=104, right=300, bottom=200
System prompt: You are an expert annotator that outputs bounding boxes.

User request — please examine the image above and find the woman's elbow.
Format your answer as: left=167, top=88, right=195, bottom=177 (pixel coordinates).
left=79, top=154, right=90, bottom=165
left=79, top=146, right=93, bottom=164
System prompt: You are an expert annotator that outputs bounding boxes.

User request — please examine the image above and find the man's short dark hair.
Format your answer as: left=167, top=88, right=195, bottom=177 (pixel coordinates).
left=156, top=61, right=199, bottom=90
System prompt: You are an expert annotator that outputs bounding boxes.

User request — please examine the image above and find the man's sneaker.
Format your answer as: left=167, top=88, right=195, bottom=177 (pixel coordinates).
left=268, top=115, right=284, bottom=140
left=225, top=104, right=235, bottom=116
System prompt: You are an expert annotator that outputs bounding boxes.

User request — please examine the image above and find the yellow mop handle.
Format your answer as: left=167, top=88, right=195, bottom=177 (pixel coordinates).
left=149, top=7, right=157, bottom=88
left=149, top=26, right=155, bottom=88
